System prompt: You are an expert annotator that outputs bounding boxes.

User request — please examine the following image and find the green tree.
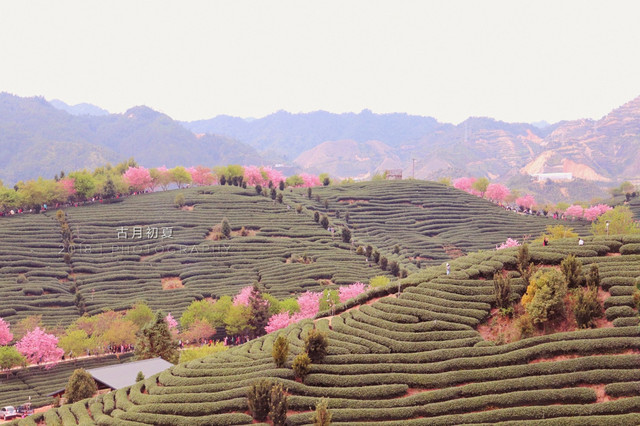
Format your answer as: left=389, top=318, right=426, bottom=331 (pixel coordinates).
left=270, top=187, right=277, bottom=200
left=572, top=286, right=603, bottom=329
left=179, top=299, right=216, bottom=330
left=320, top=215, right=329, bottom=229
left=493, top=273, right=512, bottom=309
left=304, top=329, right=328, bottom=362
left=170, top=166, right=192, bottom=188
left=221, top=217, right=231, bottom=239
left=269, top=382, right=288, bottom=426
left=70, top=171, right=96, bottom=200
left=136, top=371, right=145, bottom=382
left=224, top=305, right=250, bottom=336
left=286, top=175, right=304, bottom=187
left=313, top=398, right=332, bottom=426
left=313, top=211, right=320, bottom=222
left=341, top=227, right=351, bottom=243
left=65, top=369, right=98, bottom=404
left=389, top=260, right=400, bottom=277
left=592, top=206, right=640, bottom=235
left=472, top=177, right=490, bottom=197
left=211, top=296, right=233, bottom=326
left=319, top=289, right=339, bottom=312
left=174, top=193, right=186, bottom=208
left=247, top=379, right=272, bottom=422
left=279, top=298, right=300, bottom=315
left=125, top=301, right=154, bottom=329
left=135, top=311, right=179, bottom=364
left=0, top=346, right=26, bottom=378
left=248, top=285, right=269, bottom=338
left=586, top=264, right=601, bottom=288
left=369, top=275, right=390, bottom=287
left=58, top=329, right=95, bottom=358
left=561, top=254, right=583, bottom=288
left=538, top=225, right=578, bottom=242
left=103, top=175, right=117, bottom=199
left=272, top=334, right=289, bottom=368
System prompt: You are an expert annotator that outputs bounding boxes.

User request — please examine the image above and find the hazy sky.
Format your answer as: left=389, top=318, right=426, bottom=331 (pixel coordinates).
left=1, top=1, right=639, bottom=124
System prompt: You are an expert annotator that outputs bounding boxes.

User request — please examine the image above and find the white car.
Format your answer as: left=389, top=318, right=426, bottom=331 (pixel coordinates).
left=0, top=406, right=17, bottom=420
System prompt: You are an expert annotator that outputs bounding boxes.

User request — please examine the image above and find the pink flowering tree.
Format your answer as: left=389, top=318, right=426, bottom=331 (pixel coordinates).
left=338, top=282, right=368, bottom=303
left=233, top=286, right=253, bottom=306
left=453, top=177, right=476, bottom=193
left=16, top=327, right=64, bottom=368
left=263, top=167, right=285, bottom=186
left=565, top=205, right=584, bottom=219
left=297, top=291, right=322, bottom=317
left=0, top=318, right=13, bottom=345
left=188, top=166, right=215, bottom=186
left=299, top=173, right=321, bottom=188
left=265, top=312, right=292, bottom=333
left=496, top=238, right=521, bottom=250
left=243, top=166, right=265, bottom=186
left=123, top=166, right=153, bottom=192
left=165, top=313, right=179, bottom=338
left=516, top=194, right=536, bottom=210
left=58, top=178, right=77, bottom=199
left=485, top=183, right=510, bottom=203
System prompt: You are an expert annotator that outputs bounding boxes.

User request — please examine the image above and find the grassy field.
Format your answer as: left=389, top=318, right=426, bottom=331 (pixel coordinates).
left=19, top=234, right=640, bottom=425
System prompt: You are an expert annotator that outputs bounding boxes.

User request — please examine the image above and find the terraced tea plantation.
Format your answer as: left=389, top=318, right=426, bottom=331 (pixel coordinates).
left=0, top=185, right=386, bottom=328
left=23, top=234, right=640, bottom=425
left=288, top=180, right=592, bottom=268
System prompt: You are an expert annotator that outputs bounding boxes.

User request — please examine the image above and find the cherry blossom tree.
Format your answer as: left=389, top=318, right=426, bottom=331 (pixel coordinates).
left=233, top=286, right=253, bottom=306
left=263, top=167, right=285, bottom=187
left=59, top=178, right=76, bottom=199
left=0, top=318, right=13, bottom=345
left=300, top=173, right=321, bottom=188
left=243, top=166, right=265, bottom=186
left=496, top=238, right=521, bottom=250
left=165, top=313, right=178, bottom=330
left=265, top=312, right=292, bottom=333
left=338, top=282, right=368, bottom=303
left=123, top=166, right=153, bottom=192
left=453, top=177, right=476, bottom=193
left=516, top=194, right=536, bottom=210
left=188, top=166, right=215, bottom=186
left=583, top=204, right=612, bottom=221
left=485, top=183, right=510, bottom=203
left=16, top=327, right=64, bottom=368
left=565, top=205, right=584, bottom=219
left=297, top=291, right=322, bottom=317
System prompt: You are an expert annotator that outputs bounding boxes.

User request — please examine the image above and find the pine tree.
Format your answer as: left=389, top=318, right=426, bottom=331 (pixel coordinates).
left=65, top=369, right=97, bottom=404
left=313, top=398, right=332, bottom=426
left=272, top=334, right=289, bottom=368
left=269, top=382, right=288, bottom=426
left=135, top=311, right=179, bottom=364
left=248, top=285, right=269, bottom=338
left=247, top=379, right=272, bottom=421
left=304, top=329, right=328, bottom=362
left=221, top=217, right=231, bottom=239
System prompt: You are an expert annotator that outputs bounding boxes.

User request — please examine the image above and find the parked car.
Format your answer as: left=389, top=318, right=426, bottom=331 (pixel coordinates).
left=0, top=406, right=18, bottom=420
left=16, top=403, right=34, bottom=418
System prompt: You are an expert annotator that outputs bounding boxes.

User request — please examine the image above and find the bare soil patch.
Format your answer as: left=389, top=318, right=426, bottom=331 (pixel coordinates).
left=338, top=199, right=369, bottom=204
left=605, top=252, right=622, bottom=256
left=231, top=227, right=259, bottom=237
left=161, top=277, right=184, bottom=290
left=180, top=205, right=194, bottom=211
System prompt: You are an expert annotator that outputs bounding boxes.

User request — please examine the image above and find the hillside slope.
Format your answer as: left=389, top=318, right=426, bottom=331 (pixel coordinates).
left=29, top=235, right=640, bottom=424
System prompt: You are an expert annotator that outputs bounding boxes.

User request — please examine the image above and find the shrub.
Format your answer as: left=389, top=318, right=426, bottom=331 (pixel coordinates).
left=389, top=261, right=400, bottom=277
left=255, top=184, right=262, bottom=194
left=370, top=275, right=390, bottom=288
left=173, top=193, right=185, bottom=208
left=341, top=227, right=351, bottom=243
left=561, top=254, right=583, bottom=288
left=572, top=286, right=603, bottom=328
left=136, top=371, right=145, bottom=382
left=65, top=368, right=98, bottom=404
left=586, top=264, right=601, bottom=288
left=493, top=273, right=512, bottom=309
left=292, top=352, right=311, bottom=380
left=272, top=334, right=289, bottom=368
left=296, top=204, right=302, bottom=214
left=312, top=398, right=332, bottom=426
left=320, top=215, right=329, bottom=230
left=313, top=211, right=320, bottom=223
left=522, top=269, right=567, bottom=324
left=304, top=329, right=328, bottom=362
left=380, top=256, right=388, bottom=270
left=269, top=382, right=288, bottom=426
left=16, top=274, right=28, bottom=284
left=247, top=379, right=272, bottom=421
left=221, top=217, right=231, bottom=239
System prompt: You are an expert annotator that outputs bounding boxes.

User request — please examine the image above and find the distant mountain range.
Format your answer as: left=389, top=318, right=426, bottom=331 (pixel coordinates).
left=0, top=93, right=262, bottom=184
left=2, top=92, right=639, bottom=203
